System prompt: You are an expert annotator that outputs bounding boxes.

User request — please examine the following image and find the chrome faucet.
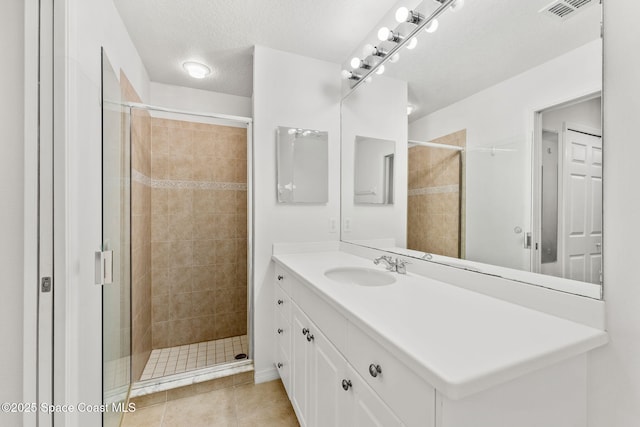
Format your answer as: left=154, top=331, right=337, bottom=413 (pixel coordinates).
left=373, top=255, right=395, bottom=271
left=373, top=256, right=410, bottom=274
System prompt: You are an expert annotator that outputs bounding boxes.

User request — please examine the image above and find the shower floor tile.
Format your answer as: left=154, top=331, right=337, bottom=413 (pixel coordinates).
left=140, top=335, right=248, bottom=381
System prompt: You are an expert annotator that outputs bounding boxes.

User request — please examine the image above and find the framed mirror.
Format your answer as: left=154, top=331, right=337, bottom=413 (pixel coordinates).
left=276, top=126, right=329, bottom=204
left=354, top=136, right=396, bottom=205
left=340, top=0, right=603, bottom=298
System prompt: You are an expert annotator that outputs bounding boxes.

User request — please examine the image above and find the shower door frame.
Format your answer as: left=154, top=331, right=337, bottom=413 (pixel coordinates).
left=125, top=102, right=256, bottom=365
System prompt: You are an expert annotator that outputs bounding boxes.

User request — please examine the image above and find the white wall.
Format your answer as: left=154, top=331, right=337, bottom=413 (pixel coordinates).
left=341, top=76, right=408, bottom=245
left=150, top=82, right=252, bottom=117
left=542, top=97, right=601, bottom=134
left=252, top=46, right=341, bottom=381
left=588, top=1, right=640, bottom=425
left=409, top=40, right=602, bottom=271
left=0, top=1, right=25, bottom=426
left=54, top=0, right=149, bottom=425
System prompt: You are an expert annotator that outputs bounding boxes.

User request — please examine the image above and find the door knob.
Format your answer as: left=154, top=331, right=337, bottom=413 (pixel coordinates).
left=277, top=328, right=283, bottom=334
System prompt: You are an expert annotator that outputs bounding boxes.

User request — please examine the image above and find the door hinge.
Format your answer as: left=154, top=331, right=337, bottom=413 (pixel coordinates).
left=41, top=276, right=52, bottom=293
left=95, top=250, right=113, bottom=285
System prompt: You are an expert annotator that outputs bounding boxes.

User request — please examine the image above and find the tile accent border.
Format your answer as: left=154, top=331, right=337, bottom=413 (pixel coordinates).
left=408, top=184, right=459, bottom=196
left=132, top=169, right=247, bottom=191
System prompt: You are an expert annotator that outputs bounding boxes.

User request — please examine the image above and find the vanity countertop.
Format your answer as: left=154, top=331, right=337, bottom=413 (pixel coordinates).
left=272, top=250, right=608, bottom=400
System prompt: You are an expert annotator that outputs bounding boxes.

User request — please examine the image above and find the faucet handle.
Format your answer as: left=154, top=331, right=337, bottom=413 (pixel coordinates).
left=395, top=258, right=411, bottom=274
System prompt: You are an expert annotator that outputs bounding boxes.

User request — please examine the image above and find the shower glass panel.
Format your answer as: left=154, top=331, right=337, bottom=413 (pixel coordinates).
left=101, top=49, right=132, bottom=427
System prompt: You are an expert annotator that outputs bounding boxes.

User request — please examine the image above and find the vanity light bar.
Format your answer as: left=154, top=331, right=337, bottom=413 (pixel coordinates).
left=345, top=0, right=457, bottom=93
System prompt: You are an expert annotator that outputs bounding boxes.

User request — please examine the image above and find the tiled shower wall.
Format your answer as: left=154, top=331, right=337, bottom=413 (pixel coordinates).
left=150, top=118, right=247, bottom=349
left=123, top=73, right=153, bottom=382
left=407, top=130, right=466, bottom=258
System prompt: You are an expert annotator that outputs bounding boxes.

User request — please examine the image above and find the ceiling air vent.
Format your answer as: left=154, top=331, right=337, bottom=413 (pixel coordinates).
left=539, top=0, right=596, bottom=21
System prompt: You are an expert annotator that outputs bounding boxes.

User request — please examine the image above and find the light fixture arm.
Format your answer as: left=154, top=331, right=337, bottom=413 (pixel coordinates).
left=347, top=0, right=456, bottom=93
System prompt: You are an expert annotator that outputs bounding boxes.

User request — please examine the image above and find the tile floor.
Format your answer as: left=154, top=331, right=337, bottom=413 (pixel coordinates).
left=141, top=335, right=248, bottom=381
left=121, top=379, right=299, bottom=427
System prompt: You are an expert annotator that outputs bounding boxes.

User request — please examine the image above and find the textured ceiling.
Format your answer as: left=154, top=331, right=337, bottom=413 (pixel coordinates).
left=114, top=0, right=601, bottom=115
left=113, top=0, right=400, bottom=97
left=375, top=0, right=602, bottom=120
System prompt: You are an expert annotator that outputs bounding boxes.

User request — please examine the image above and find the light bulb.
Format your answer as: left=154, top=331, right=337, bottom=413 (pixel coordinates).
left=365, top=76, right=373, bottom=83
left=350, top=57, right=363, bottom=69
left=425, top=19, right=439, bottom=33
left=450, top=0, right=465, bottom=12
left=395, top=7, right=409, bottom=23
left=341, top=70, right=353, bottom=80
left=407, top=105, right=414, bottom=115
left=376, top=65, right=385, bottom=75
left=407, top=37, right=418, bottom=50
left=288, top=129, right=296, bottom=135
left=362, top=44, right=376, bottom=57
left=390, top=53, right=400, bottom=63
left=377, top=27, right=391, bottom=42
left=182, top=61, right=211, bottom=79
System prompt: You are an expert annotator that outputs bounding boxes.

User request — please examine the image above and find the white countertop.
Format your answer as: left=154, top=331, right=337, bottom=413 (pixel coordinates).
left=272, top=250, right=608, bottom=400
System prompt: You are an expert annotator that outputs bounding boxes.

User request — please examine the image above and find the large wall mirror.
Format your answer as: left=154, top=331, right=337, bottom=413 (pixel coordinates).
left=340, top=0, right=603, bottom=298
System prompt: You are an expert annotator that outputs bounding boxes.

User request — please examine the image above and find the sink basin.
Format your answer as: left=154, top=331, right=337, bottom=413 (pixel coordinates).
left=324, top=267, right=396, bottom=286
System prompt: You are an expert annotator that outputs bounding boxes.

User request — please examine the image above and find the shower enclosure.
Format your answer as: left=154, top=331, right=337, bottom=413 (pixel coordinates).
left=407, top=130, right=466, bottom=258
left=101, top=49, right=253, bottom=425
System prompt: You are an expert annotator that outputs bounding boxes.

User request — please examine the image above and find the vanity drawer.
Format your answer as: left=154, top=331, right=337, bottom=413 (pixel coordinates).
left=275, top=284, right=291, bottom=322
left=276, top=312, right=291, bottom=361
left=275, top=264, right=292, bottom=295
left=347, top=323, right=435, bottom=427
left=275, top=348, right=292, bottom=398
left=293, top=280, right=347, bottom=354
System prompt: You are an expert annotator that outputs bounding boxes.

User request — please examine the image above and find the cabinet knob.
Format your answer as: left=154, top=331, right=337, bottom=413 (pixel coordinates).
left=277, top=299, right=284, bottom=305
left=341, top=379, right=352, bottom=391
left=306, top=333, right=314, bottom=342
left=302, top=328, right=309, bottom=336
left=369, top=364, right=382, bottom=378
left=277, top=275, right=284, bottom=281
left=277, top=362, right=283, bottom=369
left=277, top=328, right=283, bottom=334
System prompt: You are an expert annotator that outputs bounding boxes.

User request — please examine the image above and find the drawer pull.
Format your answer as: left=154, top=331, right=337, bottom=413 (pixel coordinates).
left=306, top=333, right=314, bottom=342
left=277, top=362, right=283, bottom=369
left=277, top=328, right=283, bottom=334
left=341, top=379, right=352, bottom=391
left=277, top=299, right=284, bottom=305
left=369, top=364, right=382, bottom=378
left=302, top=328, right=309, bottom=336
left=277, top=275, right=284, bottom=280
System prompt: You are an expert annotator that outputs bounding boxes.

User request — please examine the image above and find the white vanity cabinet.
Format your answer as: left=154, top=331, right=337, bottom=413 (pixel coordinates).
left=273, top=254, right=603, bottom=427
left=275, top=265, right=403, bottom=427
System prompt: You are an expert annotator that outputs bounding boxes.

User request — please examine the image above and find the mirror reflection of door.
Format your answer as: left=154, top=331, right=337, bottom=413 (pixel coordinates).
left=537, top=96, right=602, bottom=284
left=354, top=136, right=395, bottom=205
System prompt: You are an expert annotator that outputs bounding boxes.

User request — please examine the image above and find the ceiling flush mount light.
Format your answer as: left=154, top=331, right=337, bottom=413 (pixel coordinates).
left=182, top=61, right=211, bottom=79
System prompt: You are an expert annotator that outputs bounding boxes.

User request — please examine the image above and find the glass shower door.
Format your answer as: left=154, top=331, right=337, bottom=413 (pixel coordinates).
left=101, top=48, right=132, bottom=426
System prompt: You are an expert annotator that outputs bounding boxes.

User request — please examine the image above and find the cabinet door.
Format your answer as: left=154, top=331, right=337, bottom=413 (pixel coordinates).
left=292, top=305, right=314, bottom=426
left=348, top=366, right=403, bottom=427
left=311, top=327, right=351, bottom=427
